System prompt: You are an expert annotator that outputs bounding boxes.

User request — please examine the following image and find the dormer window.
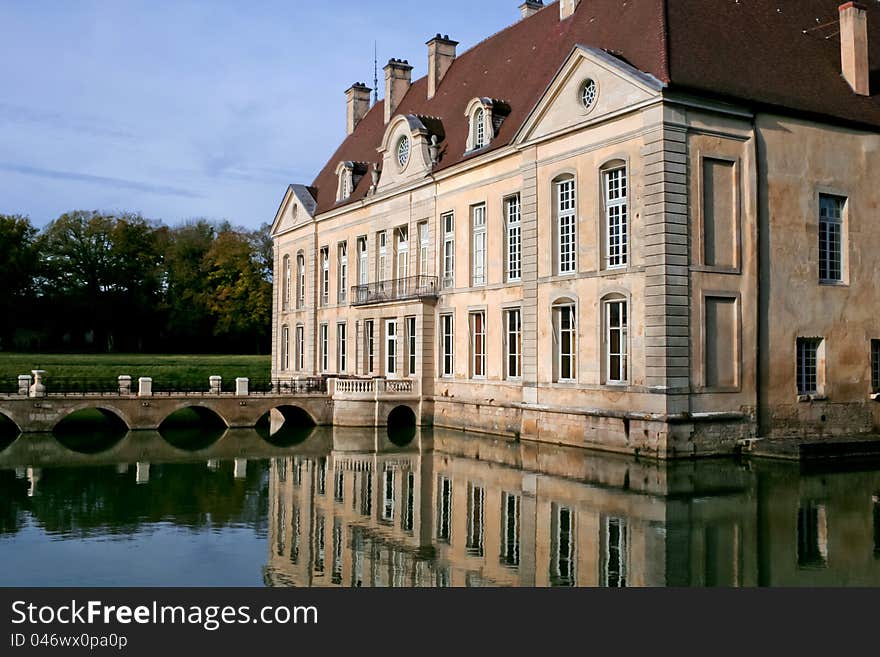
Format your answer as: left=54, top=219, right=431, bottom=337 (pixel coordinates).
left=473, top=107, right=486, bottom=149
left=397, top=136, right=411, bottom=169
left=464, top=98, right=508, bottom=153
left=334, top=161, right=367, bottom=202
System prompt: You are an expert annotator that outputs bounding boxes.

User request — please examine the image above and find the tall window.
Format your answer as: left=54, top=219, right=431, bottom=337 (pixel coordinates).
left=601, top=517, right=628, bottom=587
left=556, top=177, right=577, bottom=275
left=553, top=301, right=577, bottom=382
left=365, top=320, right=375, bottom=374
left=819, top=194, right=844, bottom=283
left=377, top=231, right=387, bottom=283
left=406, top=316, right=417, bottom=376
left=382, top=469, right=395, bottom=522
left=872, top=340, right=880, bottom=394
left=471, top=204, right=487, bottom=287
left=797, top=337, right=822, bottom=395
left=396, top=226, right=409, bottom=280
left=314, top=514, right=325, bottom=574
left=605, top=298, right=628, bottom=384
left=295, top=325, right=304, bottom=371
left=296, top=253, right=305, bottom=309
left=470, top=311, right=486, bottom=378
left=320, top=247, right=330, bottom=305
left=442, top=212, right=455, bottom=289
left=337, top=242, right=348, bottom=304
left=550, top=504, right=575, bottom=587
left=385, top=319, right=397, bottom=377
left=319, top=323, right=329, bottom=371
left=332, top=519, right=343, bottom=585
left=337, top=322, right=347, bottom=372
left=437, top=476, right=452, bottom=543
left=282, top=255, right=291, bottom=310
left=466, top=483, right=485, bottom=556
left=281, top=325, right=290, bottom=371
left=358, top=237, right=368, bottom=285
left=403, top=471, right=415, bottom=533
left=418, top=222, right=429, bottom=277
left=505, top=308, right=522, bottom=380
left=473, top=107, right=486, bottom=149
left=797, top=501, right=828, bottom=568
left=501, top=492, right=520, bottom=567
left=441, top=314, right=454, bottom=377
left=506, top=195, right=521, bottom=282
left=604, top=166, right=628, bottom=268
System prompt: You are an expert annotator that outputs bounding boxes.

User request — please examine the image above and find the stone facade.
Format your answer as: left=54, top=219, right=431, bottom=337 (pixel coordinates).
left=270, top=4, right=880, bottom=458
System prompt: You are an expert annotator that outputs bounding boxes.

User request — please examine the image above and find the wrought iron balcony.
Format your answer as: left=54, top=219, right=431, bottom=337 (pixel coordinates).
left=351, top=275, right=438, bottom=306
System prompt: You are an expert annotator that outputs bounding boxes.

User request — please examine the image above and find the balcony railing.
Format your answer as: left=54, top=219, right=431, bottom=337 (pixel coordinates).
left=351, top=275, right=438, bottom=306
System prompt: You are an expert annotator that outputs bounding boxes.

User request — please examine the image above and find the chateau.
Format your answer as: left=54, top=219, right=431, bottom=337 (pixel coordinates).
left=270, top=0, right=880, bottom=458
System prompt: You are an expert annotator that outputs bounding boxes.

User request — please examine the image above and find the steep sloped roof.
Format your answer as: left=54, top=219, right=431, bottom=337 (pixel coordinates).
left=307, top=0, right=880, bottom=215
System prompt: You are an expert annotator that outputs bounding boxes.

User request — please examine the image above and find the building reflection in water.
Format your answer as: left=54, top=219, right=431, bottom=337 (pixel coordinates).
left=264, top=428, right=880, bottom=587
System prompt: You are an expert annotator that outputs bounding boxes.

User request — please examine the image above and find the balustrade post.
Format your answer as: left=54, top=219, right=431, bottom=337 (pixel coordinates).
left=209, top=375, right=222, bottom=394
left=136, top=462, right=150, bottom=485
left=138, top=377, right=153, bottom=397
left=118, top=375, right=132, bottom=395
left=234, top=459, right=247, bottom=480
left=29, top=370, right=46, bottom=398
left=235, top=377, right=249, bottom=396
left=17, top=375, right=31, bottom=396
left=327, top=378, right=338, bottom=398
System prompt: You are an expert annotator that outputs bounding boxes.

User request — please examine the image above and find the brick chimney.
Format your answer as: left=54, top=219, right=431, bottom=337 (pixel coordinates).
left=839, top=2, right=871, bottom=96
left=519, top=1, right=543, bottom=19
left=427, top=34, right=458, bottom=100
left=345, top=83, right=372, bottom=136
left=559, top=0, right=580, bottom=20
left=384, top=59, right=413, bottom=123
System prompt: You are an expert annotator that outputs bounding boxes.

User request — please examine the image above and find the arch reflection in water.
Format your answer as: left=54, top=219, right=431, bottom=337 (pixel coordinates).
left=53, top=408, right=128, bottom=455
left=257, top=406, right=317, bottom=447
left=264, top=428, right=880, bottom=588
left=159, top=407, right=227, bottom=451
left=0, top=413, right=20, bottom=452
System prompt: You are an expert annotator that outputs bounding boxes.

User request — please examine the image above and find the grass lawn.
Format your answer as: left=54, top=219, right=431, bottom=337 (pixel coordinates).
left=0, top=353, right=271, bottom=391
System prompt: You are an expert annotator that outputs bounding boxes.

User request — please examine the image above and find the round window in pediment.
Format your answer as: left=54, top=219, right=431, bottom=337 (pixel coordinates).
left=580, top=78, right=598, bottom=111
left=397, top=135, right=411, bottom=169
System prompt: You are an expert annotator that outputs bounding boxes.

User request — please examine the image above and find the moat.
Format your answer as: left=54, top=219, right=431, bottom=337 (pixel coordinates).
left=1, top=425, right=879, bottom=587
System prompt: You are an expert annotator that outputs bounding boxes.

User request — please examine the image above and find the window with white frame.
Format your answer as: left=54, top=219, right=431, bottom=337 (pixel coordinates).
left=442, top=212, right=455, bottom=289
left=501, top=492, right=520, bottom=567
left=819, top=194, right=844, bottom=283
left=466, top=483, right=485, bottom=556
left=281, top=325, right=290, bottom=371
left=797, top=337, right=823, bottom=396
left=313, top=513, right=325, bottom=573
left=605, top=297, right=629, bottom=384
left=505, top=308, right=522, bottom=380
left=418, top=221, right=429, bottom=277
left=441, top=313, right=454, bottom=377
left=470, top=311, right=486, bottom=378
left=872, top=340, right=880, bottom=394
left=550, top=503, right=575, bottom=587
left=360, top=470, right=372, bottom=517
left=385, top=319, right=397, bottom=377
left=437, top=475, right=452, bottom=543
left=296, top=253, right=305, bottom=309
left=382, top=468, right=395, bottom=522
left=282, top=255, right=291, bottom=310
left=406, top=316, right=417, bottom=377
left=332, top=518, right=343, bottom=585
left=320, top=247, right=329, bottom=305
left=396, top=226, right=409, bottom=280
left=319, top=323, right=329, bottom=371
left=553, top=301, right=577, bottom=382
left=473, top=107, right=486, bottom=149
left=403, top=471, right=415, bottom=533
left=555, top=177, right=577, bottom=274
left=337, top=322, right=347, bottom=372
left=377, top=231, right=387, bottom=283
left=365, top=319, right=375, bottom=374
left=296, top=325, right=304, bottom=371
left=337, top=242, right=348, bottom=303
left=604, top=165, right=628, bottom=268
left=471, top=204, right=486, bottom=287
left=506, top=195, right=521, bottom=282
left=601, top=517, right=628, bottom=588
left=334, top=469, right=344, bottom=503
left=358, top=237, right=368, bottom=285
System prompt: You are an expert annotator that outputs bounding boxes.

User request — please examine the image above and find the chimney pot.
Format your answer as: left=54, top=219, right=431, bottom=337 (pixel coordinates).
left=519, top=1, right=544, bottom=19
left=384, top=59, right=413, bottom=123
left=427, top=34, right=459, bottom=100
left=345, top=82, right=372, bottom=135
left=840, top=2, right=871, bottom=96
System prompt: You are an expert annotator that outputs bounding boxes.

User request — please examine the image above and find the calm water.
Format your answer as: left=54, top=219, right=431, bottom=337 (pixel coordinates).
left=1, top=425, right=880, bottom=587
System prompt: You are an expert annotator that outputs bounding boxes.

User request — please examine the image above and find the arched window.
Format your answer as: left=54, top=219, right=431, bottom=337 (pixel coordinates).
left=553, top=174, right=577, bottom=275
left=296, top=252, right=305, bottom=309
left=282, top=254, right=291, bottom=310
left=473, top=107, right=486, bottom=149
left=602, top=294, right=629, bottom=384
left=552, top=298, right=577, bottom=382
left=601, top=161, right=628, bottom=269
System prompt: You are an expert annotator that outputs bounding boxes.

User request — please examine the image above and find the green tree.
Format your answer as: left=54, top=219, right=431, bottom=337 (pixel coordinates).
left=0, top=214, right=39, bottom=350
left=162, top=220, right=216, bottom=350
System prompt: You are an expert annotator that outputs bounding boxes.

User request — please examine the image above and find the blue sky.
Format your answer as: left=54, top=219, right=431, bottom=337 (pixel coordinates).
left=0, top=0, right=525, bottom=229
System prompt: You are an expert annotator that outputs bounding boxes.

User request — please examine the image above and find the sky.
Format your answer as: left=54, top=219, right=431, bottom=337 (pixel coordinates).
left=0, top=0, right=527, bottom=230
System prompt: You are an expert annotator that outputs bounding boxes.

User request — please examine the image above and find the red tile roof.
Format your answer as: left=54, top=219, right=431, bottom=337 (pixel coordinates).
left=308, top=0, right=880, bottom=215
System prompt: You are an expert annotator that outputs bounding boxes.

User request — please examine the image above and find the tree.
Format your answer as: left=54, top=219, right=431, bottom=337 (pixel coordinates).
left=0, top=215, right=39, bottom=350
left=162, top=220, right=216, bottom=351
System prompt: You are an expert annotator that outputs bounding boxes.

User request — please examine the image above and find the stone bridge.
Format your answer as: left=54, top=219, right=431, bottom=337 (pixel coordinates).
left=0, top=377, right=424, bottom=435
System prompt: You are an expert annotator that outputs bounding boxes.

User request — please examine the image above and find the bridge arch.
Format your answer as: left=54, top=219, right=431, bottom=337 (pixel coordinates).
left=387, top=405, right=417, bottom=446
left=258, top=405, right=317, bottom=447
left=158, top=406, right=228, bottom=451
left=53, top=407, right=129, bottom=454
left=0, top=411, right=21, bottom=451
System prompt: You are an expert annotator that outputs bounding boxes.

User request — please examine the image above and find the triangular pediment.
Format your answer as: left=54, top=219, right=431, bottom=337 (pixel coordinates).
left=516, top=45, right=665, bottom=144
left=271, top=184, right=316, bottom=236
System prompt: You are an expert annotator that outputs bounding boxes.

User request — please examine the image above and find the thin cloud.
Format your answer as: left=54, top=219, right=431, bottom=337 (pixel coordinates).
left=0, top=102, right=137, bottom=141
left=0, top=163, right=203, bottom=199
